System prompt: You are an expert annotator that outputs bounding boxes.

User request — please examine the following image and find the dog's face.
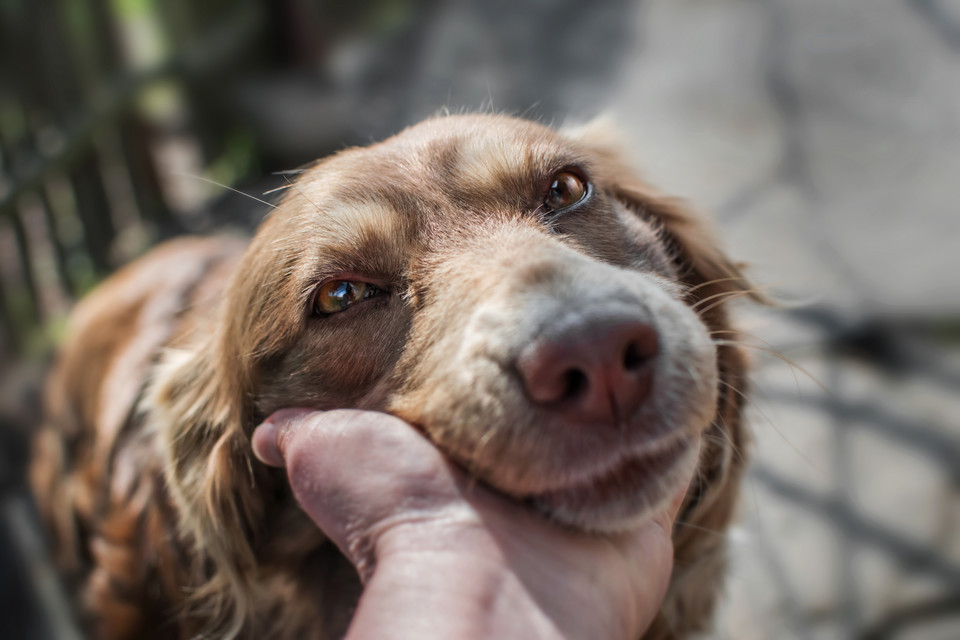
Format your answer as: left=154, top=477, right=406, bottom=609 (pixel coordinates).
left=214, top=114, right=736, bottom=532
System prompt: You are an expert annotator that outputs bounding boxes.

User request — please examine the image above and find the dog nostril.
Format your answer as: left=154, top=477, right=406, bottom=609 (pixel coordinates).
left=622, top=326, right=659, bottom=372
left=563, top=368, right=588, bottom=400
left=623, top=340, right=647, bottom=371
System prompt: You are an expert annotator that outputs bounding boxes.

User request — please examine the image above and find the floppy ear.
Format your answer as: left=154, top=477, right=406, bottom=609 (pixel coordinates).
left=146, top=227, right=316, bottom=637
left=147, top=335, right=272, bottom=637
left=566, top=120, right=758, bottom=638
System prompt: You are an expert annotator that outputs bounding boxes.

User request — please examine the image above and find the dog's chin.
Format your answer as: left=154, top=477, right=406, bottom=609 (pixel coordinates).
left=523, top=435, right=699, bottom=533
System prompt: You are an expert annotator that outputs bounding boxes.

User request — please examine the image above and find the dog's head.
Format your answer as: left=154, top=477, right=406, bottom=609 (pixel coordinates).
left=154, top=113, right=754, bottom=633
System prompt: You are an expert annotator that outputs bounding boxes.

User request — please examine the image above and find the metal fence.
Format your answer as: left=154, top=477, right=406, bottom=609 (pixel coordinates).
left=0, top=0, right=266, bottom=359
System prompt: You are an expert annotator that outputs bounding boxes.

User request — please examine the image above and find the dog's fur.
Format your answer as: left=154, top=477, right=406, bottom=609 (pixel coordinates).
left=31, top=114, right=754, bottom=639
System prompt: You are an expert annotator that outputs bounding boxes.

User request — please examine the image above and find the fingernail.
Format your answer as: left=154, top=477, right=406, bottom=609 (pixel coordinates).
left=251, top=408, right=319, bottom=467
left=252, top=420, right=284, bottom=467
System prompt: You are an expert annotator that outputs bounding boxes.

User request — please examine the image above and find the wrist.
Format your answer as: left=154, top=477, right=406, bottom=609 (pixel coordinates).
left=351, top=511, right=642, bottom=640
left=350, top=539, right=555, bottom=640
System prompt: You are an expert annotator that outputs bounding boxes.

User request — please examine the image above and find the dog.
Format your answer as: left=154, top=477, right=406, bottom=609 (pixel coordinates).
left=31, top=114, right=755, bottom=639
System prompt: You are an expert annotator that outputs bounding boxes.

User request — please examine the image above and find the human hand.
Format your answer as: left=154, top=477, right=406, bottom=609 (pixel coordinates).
left=252, top=409, right=689, bottom=640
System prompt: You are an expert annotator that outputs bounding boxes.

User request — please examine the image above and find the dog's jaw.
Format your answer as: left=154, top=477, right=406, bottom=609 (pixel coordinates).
left=527, top=433, right=701, bottom=532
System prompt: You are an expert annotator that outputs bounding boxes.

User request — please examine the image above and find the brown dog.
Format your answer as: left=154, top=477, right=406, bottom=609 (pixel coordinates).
left=31, top=114, right=754, bottom=639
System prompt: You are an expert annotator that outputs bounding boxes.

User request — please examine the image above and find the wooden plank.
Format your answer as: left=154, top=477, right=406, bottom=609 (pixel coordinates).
left=36, top=189, right=75, bottom=298
left=8, top=212, right=41, bottom=325
left=69, top=162, right=115, bottom=275
left=0, top=270, right=18, bottom=357
left=119, top=117, right=181, bottom=237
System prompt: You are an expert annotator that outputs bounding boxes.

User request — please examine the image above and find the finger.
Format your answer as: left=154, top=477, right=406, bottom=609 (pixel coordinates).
left=255, top=409, right=470, bottom=567
left=251, top=407, right=316, bottom=467
left=284, top=410, right=464, bottom=518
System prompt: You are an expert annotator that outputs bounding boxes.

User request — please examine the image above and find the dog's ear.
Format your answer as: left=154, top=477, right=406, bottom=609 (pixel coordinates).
left=146, top=230, right=304, bottom=637
left=147, top=335, right=268, bottom=637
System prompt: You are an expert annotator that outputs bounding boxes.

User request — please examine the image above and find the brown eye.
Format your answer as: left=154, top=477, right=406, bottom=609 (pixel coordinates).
left=313, top=280, right=382, bottom=315
left=544, top=171, right=587, bottom=212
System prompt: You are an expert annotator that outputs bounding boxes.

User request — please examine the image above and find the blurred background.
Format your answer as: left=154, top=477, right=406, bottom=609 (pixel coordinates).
left=0, top=0, right=958, bottom=638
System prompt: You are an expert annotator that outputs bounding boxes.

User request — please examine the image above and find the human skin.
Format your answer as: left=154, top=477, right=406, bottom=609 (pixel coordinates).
left=252, top=409, right=691, bottom=640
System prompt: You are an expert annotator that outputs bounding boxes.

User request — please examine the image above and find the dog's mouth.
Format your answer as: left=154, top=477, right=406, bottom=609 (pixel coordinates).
left=521, top=434, right=698, bottom=531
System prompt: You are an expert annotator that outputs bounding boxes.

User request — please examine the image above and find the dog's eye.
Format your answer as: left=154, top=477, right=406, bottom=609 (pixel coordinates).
left=544, top=171, right=587, bottom=212
left=313, top=280, right=382, bottom=315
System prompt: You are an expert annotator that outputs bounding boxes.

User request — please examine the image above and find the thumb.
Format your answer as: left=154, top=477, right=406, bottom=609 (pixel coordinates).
left=251, top=407, right=316, bottom=467
left=248, top=409, right=469, bottom=576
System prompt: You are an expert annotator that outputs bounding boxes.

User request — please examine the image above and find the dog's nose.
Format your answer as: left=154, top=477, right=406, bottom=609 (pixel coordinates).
left=516, top=313, right=659, bottom=426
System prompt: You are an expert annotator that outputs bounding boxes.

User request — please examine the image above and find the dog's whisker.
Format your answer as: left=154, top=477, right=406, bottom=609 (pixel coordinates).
left=262, top=184, right=293, bottom=196
left=690, top=289, right=747, bottom=312
left=692, top=288, right=765, bottom=315
left=707, top=412, right=748, bottom=479
left=710, top=327, right=810, bottom=396
left=684, top=276, right=751, bottom=295
left=711, top=339, right=828, bottom=396
left=702, top=422, right=746, bottom=467
left=716, top=378, right=750, bottom=408
left=673, top=519, right=725, bottom=537
left=708, top=328, right=791, bottom=357
left=168, top=171, right=277, bottom=210
left=716, top=372, right=822, bottom=473
left=281, top=173, right=324, bottom=214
